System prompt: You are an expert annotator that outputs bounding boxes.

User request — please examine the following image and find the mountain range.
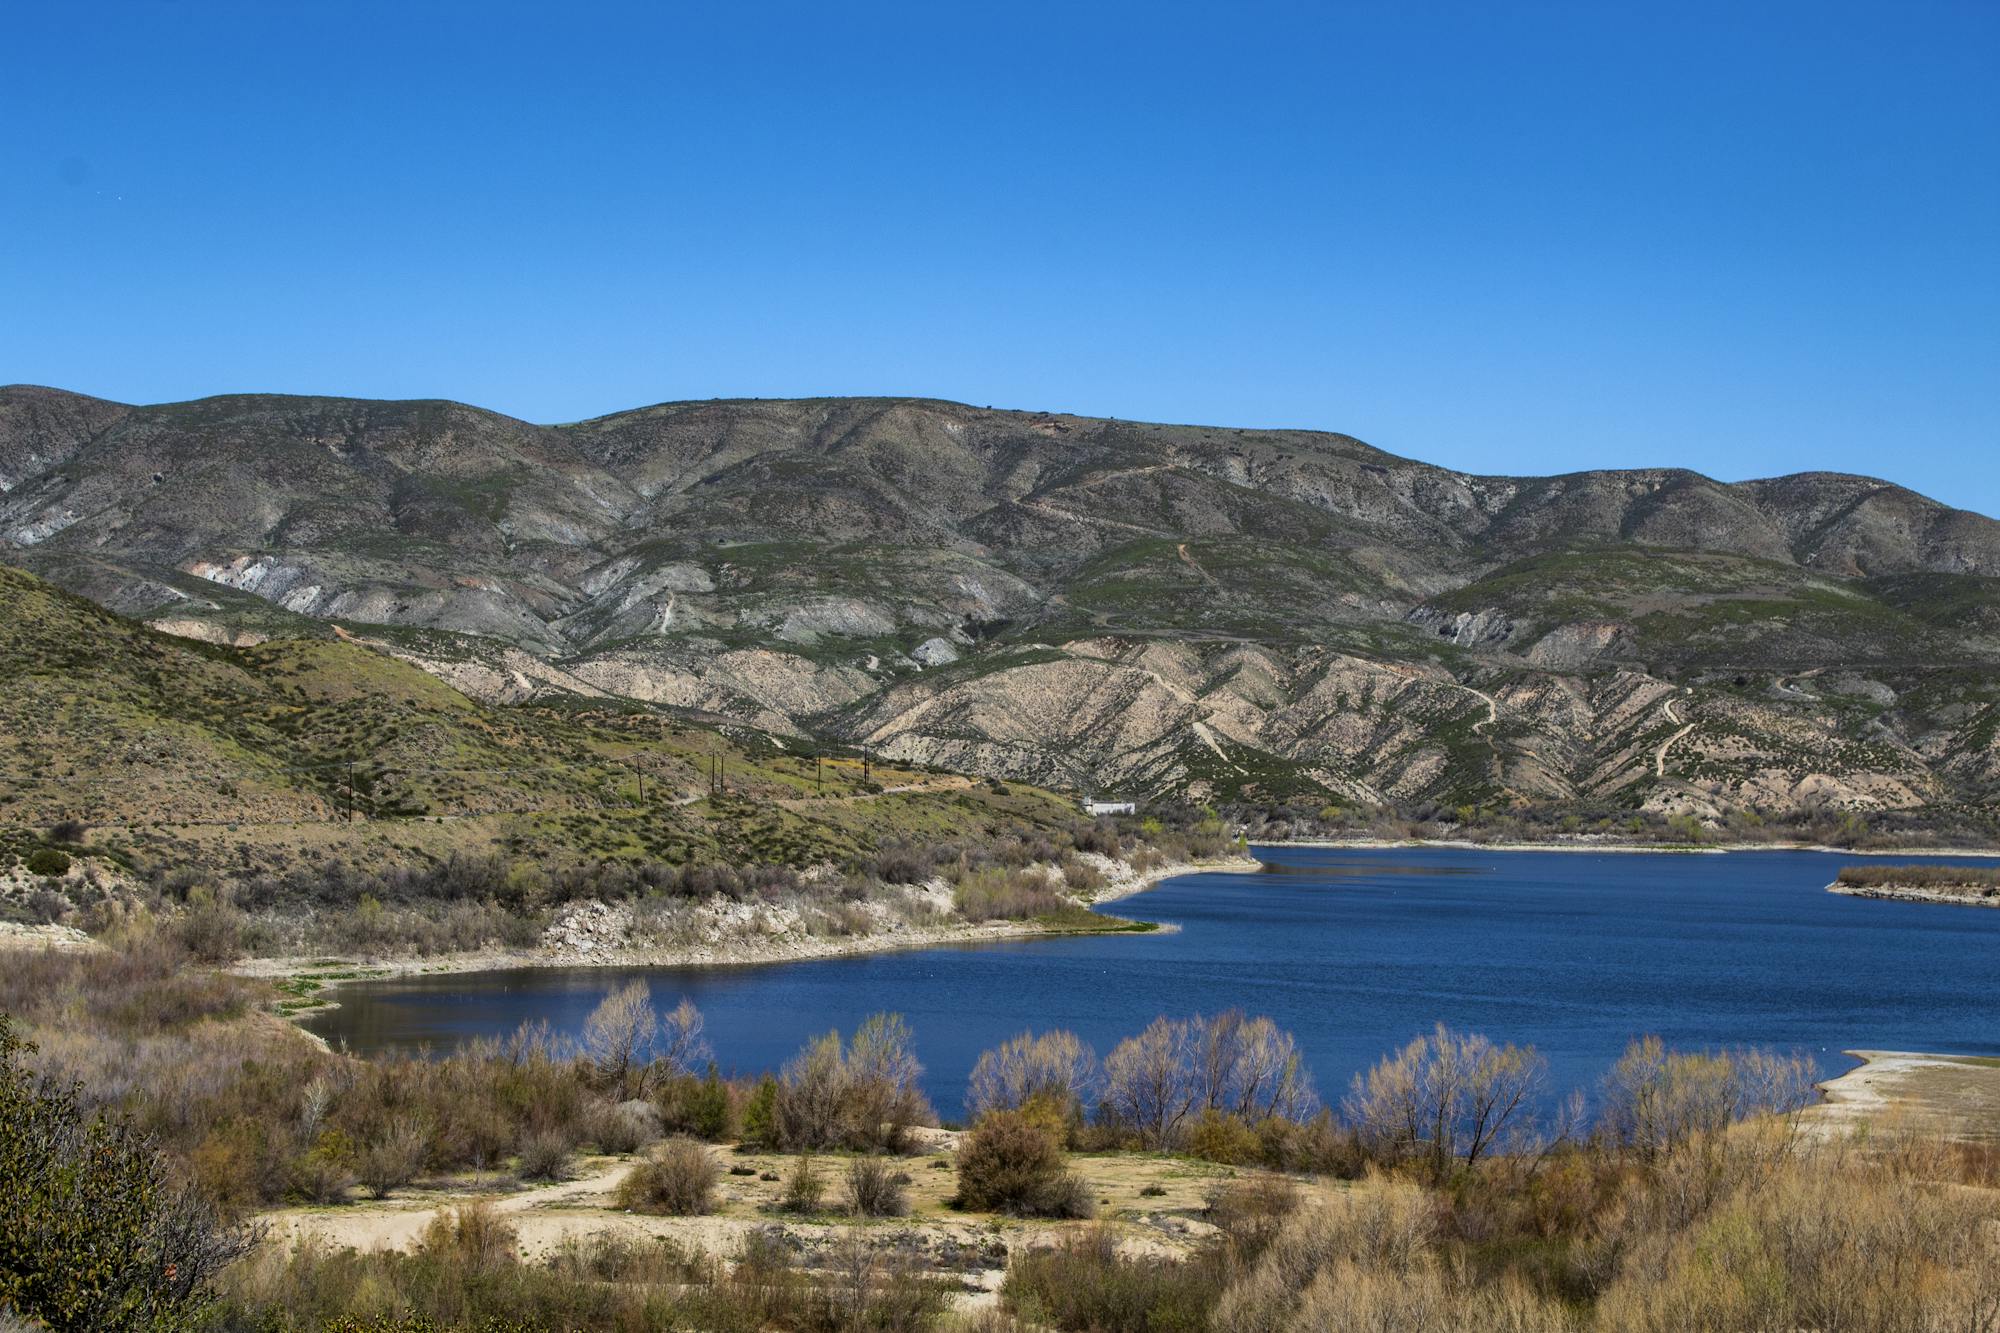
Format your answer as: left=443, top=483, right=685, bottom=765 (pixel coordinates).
left=4, top=384, right=1997, bottom=821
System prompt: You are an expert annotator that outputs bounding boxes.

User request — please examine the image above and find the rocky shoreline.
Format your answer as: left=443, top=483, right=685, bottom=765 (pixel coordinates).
left=233, top=854, right=1259, bottom=995
left=1825, top=881, right=2000, bottom=908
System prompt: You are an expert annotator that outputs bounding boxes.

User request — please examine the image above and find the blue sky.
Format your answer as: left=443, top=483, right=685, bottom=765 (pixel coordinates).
left=3, top=2, right=1995, bottom=515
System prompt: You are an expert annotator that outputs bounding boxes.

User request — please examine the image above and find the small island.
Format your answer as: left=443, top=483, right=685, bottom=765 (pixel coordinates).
left=1828, top=864, right=2000, bottom=908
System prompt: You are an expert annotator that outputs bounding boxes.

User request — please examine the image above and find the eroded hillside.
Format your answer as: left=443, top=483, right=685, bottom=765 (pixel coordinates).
left=4, top=386, right=1997, bottom=820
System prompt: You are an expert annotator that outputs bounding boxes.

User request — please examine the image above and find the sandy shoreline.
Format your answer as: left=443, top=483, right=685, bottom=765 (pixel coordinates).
left=1810, top=1049, right=2000, bottom=1139
left=232, top=854, right=1260, bottom=994
left=1258, top=837, right=2000, bottom=858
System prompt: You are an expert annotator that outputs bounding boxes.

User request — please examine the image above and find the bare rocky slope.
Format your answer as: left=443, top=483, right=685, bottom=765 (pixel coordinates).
left=4, top=384, right=1997, bottom=820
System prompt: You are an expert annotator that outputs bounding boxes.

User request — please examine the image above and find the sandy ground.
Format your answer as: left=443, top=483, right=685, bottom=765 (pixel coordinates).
left=231, top=855, right=1256, bottom=991
left=261, top=1140, right=1284, bottom=1305
left=1809, top=1051, right=2000, bottom=1142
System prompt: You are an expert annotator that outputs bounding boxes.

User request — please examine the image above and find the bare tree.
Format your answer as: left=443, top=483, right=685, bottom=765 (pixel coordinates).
left=845, top=1012, right=932, bottom=1150
left=775, top=1030, right=849, bottom=1150
left=967, top=1029, right=1100, bottom=1121
left=1345, top=1023, right=1545, bottom=1181
left=658, top=996, right=711, bottom=1079
left=1601, top=1037, right=1816, bottom=1161
left=582, top=980, right=657, bottom=1098
left=1104, top=1017, right=1199, bottom=1148
left=1193, top=1012, right=1319, bottom=1122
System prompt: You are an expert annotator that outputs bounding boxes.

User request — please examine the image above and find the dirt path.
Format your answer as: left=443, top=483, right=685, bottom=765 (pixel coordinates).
left=1175, top=542, right=1218, bottom=587
left=775, top=774, right=973, bottom=809
left=1655, top=691, right=1695, bottom=778
left=1444, top=681, right=1511, bottom=794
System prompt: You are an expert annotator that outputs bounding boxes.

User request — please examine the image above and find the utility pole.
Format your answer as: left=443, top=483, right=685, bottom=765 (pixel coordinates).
left=815, top=753, right=823, bottom=796
left=346, top=762, right=355, bottom=823
left=636, top=768, right=645, bottom=805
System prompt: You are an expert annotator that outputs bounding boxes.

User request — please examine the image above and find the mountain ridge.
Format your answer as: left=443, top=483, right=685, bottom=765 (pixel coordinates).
left=3, top=384, right=1996, bottom=821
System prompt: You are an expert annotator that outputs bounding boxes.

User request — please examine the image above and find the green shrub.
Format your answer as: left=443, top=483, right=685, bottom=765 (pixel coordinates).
left=24, top=848, right=70, bottom=878
left=953, top=1110, right=1094, bottom=1218
left=740, top=1076, right=779, bottom=1148
left=0, top=1016, right=251, bottom=1330
left=781, top=1154, right=826, bottom=1214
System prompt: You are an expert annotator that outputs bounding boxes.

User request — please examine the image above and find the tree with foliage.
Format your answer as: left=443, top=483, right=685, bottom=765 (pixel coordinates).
left=0, top=1014, right=254, bottom=1330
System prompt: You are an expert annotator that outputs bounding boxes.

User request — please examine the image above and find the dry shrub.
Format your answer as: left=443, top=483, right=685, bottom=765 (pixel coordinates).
left=1594, top=1142, right=2000, bottom=1332
left=516, top=1128, right=576, bottom=1183
left=615, top=1137, right=717, bottom=1216
left=844, top=1155, right=911, bottom=1217
left=587, top=1098, right=663, bottom=1155
left=1004, top=1227, right=1227, bottom=1331
left=417, top=1202, right=518, bottom=1275
left=1289, top=1263, right=1576, bottom=1333
left=1212, top=1172, right=1437, bottom=1333
left=356, top=1120, right=426, bottom=1198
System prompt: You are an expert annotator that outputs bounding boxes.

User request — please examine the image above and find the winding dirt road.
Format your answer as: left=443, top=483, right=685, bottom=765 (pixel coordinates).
left=1655, top=692, right=1695, bottom=778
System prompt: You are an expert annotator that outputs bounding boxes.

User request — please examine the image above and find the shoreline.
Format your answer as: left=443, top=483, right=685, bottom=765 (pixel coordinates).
left=1254, top=836, right=2000, bottom=858
left=234, top=854, right=1259, bottom=999
left=1826, top=881, right=2000, bottom=909
left=1809, top=1048, right=2000, bottom=1139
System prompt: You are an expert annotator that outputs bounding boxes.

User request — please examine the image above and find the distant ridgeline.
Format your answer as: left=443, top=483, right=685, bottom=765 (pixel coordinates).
left=2, top=385, right=1998, bottom=829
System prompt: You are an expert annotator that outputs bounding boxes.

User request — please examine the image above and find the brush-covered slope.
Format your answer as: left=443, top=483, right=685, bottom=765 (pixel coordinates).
left=0, top=564, right=1078, bottom=882
left=3, top=387, right=1997, bottom=820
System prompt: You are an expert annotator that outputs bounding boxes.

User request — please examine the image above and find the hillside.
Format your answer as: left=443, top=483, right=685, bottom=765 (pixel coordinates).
left=0, top=564, right=1080, bottom=889
left=3, top=386, right=1998, bottom=822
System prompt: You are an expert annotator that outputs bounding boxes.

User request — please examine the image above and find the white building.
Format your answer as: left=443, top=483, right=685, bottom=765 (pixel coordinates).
left=1081, top=798, right=1136, bottom=816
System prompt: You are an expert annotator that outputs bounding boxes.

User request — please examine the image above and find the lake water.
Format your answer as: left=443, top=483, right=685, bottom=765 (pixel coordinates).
left=304, top=846, right=2000, bottom=1119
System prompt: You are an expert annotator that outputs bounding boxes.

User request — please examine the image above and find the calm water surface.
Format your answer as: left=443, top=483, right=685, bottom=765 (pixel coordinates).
left=305, top=846, right=2000, bottom=1116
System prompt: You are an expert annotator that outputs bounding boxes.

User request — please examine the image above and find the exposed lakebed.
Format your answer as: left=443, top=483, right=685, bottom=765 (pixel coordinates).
left=304, top=846, right=2000, bottom=1116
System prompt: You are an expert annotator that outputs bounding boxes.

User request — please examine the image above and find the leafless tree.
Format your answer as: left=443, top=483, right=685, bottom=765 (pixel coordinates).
left=845, top=1012, right=932, bottom=1150
left=658, top=996, right=711, bottom=1078
left=1104, top=1017, right=1199, bottom=1148
left=1345, top=1023, right=1546, bottom=1181
left=966, top=1029, right=1100, bottom=1121
left=775, top=1030, right=849, bottom=1150
left=582, top=980, right=657, bottom=1098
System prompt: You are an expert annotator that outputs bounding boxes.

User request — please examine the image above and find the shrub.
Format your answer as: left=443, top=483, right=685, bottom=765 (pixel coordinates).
left=587, top=1099, right=662, bottom=1155
left=291, top=1133, right=356, bottom=1204
left=741, top=1076, right=779, bottom=1149
left=781, top=1154, right=826, bottom=1213
left=845, top=1156, right=911, bottom=1217
left=0, top=1015, right=252, bottom=1330
left=356, top=1122, right=427, bottom=1199
left=659, top=1066, right=732, bottom=1141
left=1187, top=1109, right=1261, bottom=1165
left=416, top=1203, right=517, bottom=1275
left=24, top=848, right=70, bottom=878
left=615, top=1138, right=717, bottom=1216
left=516, top=1129, right=576, bottom=1183
left=1005, top=1228, right=1224, bottom=1331
left=953, top=1110, right=1093, bottom=1218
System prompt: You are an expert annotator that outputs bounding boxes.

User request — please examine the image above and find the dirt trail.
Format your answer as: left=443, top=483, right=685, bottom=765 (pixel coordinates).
left=1655, top=691, right=1695, bottom=778
left=1175, top=542, right=1218, bottom=587
left=775, top=774, right=973, bottom=809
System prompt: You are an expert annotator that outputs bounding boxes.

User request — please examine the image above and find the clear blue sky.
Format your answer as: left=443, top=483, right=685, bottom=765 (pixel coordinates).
left=4, top=2, right=1995, bottom=515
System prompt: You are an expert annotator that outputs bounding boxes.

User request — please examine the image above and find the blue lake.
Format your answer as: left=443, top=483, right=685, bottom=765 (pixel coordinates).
left=303, top=846, right=2000, bottom=1118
